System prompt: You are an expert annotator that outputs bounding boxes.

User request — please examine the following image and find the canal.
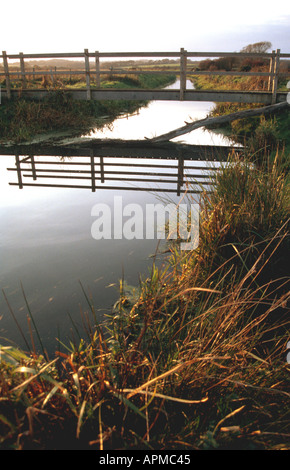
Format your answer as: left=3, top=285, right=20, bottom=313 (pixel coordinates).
left=0, top=80, right=233, bottom=355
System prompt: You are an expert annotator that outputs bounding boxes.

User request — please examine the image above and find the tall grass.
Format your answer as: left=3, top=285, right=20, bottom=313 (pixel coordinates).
left=191, top=72, right=290, bottom=158
left=0, top=92, right=146, bottom=143
left=0, top=147, right=289, bottom=450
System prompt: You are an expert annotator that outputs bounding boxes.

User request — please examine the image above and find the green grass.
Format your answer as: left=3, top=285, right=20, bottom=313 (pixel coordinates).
left=0, top=73, right=176, bottom=143
left=0, top=148, right=289, bottom=450
left=100, top=73, right=176, bottom=90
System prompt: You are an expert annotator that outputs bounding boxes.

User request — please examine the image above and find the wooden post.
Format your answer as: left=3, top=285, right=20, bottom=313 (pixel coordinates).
left=95, top=51, right=101, bottom=88
left=84, top=49, right=91, bottom=100
left=177, top=151, right=184, bottom=195
left=30, top=155, right=37, bottom=180
left=267, top=50, right=275, bottom=91
left=2, top=51, right=11, bottom=99
left=19, top=52, right=27, bottom=88
left=15, top=154, right=23, bottom=189
left=50, top=69, right=55, bottom=85
left=271, top=49, right=280, bottom=104
left=100, top=156, right=105, bottom=183
left=180, top=48, right=187, bottom=101
left=90, top=150, right=95, bottom=191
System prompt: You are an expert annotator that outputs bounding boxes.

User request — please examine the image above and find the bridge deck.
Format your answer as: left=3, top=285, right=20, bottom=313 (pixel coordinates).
left=1, top=88, right=287, bottom=104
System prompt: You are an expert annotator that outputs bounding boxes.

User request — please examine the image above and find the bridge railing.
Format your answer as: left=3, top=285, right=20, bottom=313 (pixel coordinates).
left=1, top=48, right=290, bottom=103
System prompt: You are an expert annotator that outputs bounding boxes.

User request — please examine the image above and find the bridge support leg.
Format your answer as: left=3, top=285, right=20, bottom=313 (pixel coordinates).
left=2, top=51, right=11, bottom=99
left=271, top=49, right=280, bottom=104
left=180, top=48, right=187, bottom=101
left=15, top=154, right=23, bottom=189
left=268, top=50, right=275, bottom=92
left=19, top=52, right=27, bottom=89
left=177, top=152, right=184, bottom=196
left=90, top=150, right=95, bottom=191
left=84, top=49, right=91, bottom=100
left=95, top=51, right=101, bottom=88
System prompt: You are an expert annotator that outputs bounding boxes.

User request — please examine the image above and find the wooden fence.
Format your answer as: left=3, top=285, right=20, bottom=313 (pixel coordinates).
left=1, top=48, right=289, bottom=104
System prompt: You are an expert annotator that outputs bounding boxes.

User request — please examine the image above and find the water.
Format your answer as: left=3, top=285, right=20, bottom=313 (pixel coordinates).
left=90, top=80, right=229, bottom=145
left=0, top=80, right=232, bottom=355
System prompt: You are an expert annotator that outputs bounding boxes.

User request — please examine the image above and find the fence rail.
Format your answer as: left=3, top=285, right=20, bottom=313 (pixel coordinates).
left=1, top=48, right=289, bottom=104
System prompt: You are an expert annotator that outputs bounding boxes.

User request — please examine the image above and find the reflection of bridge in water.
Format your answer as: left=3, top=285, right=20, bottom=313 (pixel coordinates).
left=3, top=140, right=239, bottom=195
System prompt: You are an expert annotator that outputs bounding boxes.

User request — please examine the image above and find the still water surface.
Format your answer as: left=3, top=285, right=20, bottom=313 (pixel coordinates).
left=0, top=81, right=232, bottom=354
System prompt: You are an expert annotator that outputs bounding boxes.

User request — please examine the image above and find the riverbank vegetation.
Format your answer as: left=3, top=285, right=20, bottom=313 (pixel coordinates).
left=0, top=73, right=176, bottom=143
left=192, top=73, right=289, bottom=147
left=0, top=143, right=289, bottom=450
left=190, top=43, right=290, bottom=156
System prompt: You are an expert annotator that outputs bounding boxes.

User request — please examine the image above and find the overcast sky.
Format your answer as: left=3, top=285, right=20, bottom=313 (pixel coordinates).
left=2, top=0, right=290, bottom=55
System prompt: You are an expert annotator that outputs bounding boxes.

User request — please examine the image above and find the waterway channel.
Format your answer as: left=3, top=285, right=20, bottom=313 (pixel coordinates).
left=0, top=80, right=233, bottom=355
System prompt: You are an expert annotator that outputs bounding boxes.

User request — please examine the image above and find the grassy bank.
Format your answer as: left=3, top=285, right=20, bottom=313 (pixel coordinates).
left=0, top=73, right=176, bottom=143
left=0, top=146, right=289, bottom=450
left=191, top=74, right=290, bottom=159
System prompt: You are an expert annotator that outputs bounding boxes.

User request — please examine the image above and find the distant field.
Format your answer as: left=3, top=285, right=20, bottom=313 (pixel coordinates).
left=0, top=58, right=197, bottom=90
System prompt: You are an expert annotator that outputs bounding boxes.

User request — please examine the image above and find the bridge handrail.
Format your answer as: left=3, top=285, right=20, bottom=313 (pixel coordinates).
left=1, top=48, right=289, bottom=103
left=1, top=50, right=290, bottom=59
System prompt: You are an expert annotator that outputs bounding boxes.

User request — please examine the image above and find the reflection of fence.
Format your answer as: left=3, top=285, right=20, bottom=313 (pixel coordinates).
left=8, top=155, right=216, bottom=195
left=6, top=142, right=234, bottom=195
left=1, top=48, right=289, bottom=103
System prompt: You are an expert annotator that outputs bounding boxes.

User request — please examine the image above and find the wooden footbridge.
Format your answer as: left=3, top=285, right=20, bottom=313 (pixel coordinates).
left=1, top=48, right=289, bottom=104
